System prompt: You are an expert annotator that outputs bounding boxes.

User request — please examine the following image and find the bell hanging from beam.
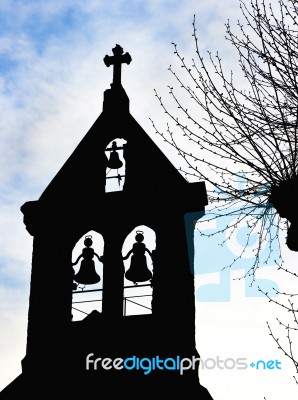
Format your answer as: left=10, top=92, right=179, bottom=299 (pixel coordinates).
left=72, top=236, right=103, bottom=285
left=107, top=141, right=123, bottom=170
left=123, top=231, right=153, bottom=284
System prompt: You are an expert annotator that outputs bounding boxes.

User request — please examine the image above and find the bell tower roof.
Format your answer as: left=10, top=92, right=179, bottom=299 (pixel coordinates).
left=24, top=45, right=207, bottom=217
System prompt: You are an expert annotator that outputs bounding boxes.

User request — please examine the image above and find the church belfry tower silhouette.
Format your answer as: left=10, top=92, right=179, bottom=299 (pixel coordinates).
left=1, top=45, right=213, bottom=399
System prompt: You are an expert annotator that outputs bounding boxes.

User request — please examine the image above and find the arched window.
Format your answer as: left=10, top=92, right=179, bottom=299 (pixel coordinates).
left=122, top=225, right=156, bottom=316
left=105, top=138, right=127, bottom=193
left=71, top=230, right=104, bottom=321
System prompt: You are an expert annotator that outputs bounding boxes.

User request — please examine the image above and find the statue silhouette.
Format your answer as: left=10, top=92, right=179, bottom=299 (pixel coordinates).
left=123, top=231, right=153, bottom=284
left=72, top=236, right=103, bottom=285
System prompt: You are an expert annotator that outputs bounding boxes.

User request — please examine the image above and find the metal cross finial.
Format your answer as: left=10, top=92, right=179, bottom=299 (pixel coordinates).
left=103, top=45, right=132, bottom=88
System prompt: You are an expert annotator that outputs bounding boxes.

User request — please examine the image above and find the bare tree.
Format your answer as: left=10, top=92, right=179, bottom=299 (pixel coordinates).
left=151, top=0, right=298, bottom=273
left=151, top=0, right=298, bottom=383
left=259, top=264, right=298, bottom=385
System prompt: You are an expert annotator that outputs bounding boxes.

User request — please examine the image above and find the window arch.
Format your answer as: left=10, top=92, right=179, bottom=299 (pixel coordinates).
left=122, top=225, right=156, bottom=316
left=71, top=230, right=104, bottom=321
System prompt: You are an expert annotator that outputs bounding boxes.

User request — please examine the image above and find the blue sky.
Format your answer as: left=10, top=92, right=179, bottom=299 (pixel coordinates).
left=0, top=1, right=297, bottom=399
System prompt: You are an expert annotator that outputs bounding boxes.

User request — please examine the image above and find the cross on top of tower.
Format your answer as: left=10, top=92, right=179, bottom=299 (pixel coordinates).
left=103, top=44, right=132, bottom=88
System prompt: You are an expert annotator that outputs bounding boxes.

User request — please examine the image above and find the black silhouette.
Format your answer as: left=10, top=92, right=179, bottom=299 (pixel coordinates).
left=0, top=45, right=213, bottom=399
left=106, top=141, right=123, bottom=170
left=123, top=231, right=153, bottom=284
left=269, top=177, right=298, bottom=251
left=104, top=44, right=131, bottom=88
left=72, top=235, right=102, bottom=285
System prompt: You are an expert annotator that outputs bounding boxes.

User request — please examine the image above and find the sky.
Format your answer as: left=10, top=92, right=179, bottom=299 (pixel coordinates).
left=0, top=1, right=298, bottom=399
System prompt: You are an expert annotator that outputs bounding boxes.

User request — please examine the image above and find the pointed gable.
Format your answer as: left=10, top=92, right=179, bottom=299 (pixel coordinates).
left=37, top=46, right=207, bottom=213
